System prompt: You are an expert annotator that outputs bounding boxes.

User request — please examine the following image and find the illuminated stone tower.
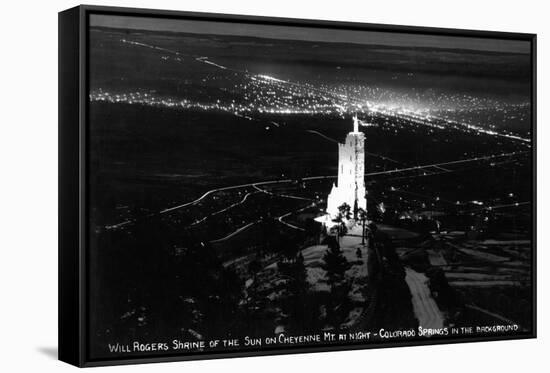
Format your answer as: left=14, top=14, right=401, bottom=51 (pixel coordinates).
left=326, top=115, right=367, bottom=218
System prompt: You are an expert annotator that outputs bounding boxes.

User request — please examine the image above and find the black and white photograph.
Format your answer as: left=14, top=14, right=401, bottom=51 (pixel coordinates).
left=80, top=9, right=534, bottom=363
left=7, top=1, right=550, bottom=371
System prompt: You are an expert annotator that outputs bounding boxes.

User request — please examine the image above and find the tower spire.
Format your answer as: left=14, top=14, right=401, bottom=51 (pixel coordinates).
left=353, top=114, right=359, bottom=133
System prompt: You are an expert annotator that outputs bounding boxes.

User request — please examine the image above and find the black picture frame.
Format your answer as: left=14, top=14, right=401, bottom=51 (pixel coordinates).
left=59, top=4, right=537, bottom=367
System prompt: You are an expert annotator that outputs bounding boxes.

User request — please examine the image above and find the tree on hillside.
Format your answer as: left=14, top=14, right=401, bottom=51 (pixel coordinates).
left=331, top=203, right=351, bottom=243
left=338, top=203, right=352, bottom=220
left=285, top=252, right=308, bottom=296
left=321, top=236, right=351, bottom=292
left=357, top=207, right=368, bottom=244
left=278, top=250, right=310, bottom=332
left=280, top=236, right=301, bottom=263
left=321, top=236, right=351, bottom=326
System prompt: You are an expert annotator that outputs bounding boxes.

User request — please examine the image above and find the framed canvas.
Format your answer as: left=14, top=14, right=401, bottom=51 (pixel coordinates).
left=58, top=5, right=536, bottom=367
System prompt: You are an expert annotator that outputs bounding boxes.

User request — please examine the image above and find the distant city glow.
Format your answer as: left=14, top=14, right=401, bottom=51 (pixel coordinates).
left=90, top=37, right=531, bottom=146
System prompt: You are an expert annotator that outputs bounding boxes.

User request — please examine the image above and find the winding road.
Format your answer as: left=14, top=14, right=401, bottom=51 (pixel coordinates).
left=404, top=267, right=445, bottom=329
left=105, top=151, right=525, bottom=232
left=277, top=202, right=317, bottom=232
left=209, top=220, right=260, bottom=243
left=190, top=191, right=259, bottom=226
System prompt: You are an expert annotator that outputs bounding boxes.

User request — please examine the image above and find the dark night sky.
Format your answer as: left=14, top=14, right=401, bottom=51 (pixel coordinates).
left=90, top=14, right=530, bottom=54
